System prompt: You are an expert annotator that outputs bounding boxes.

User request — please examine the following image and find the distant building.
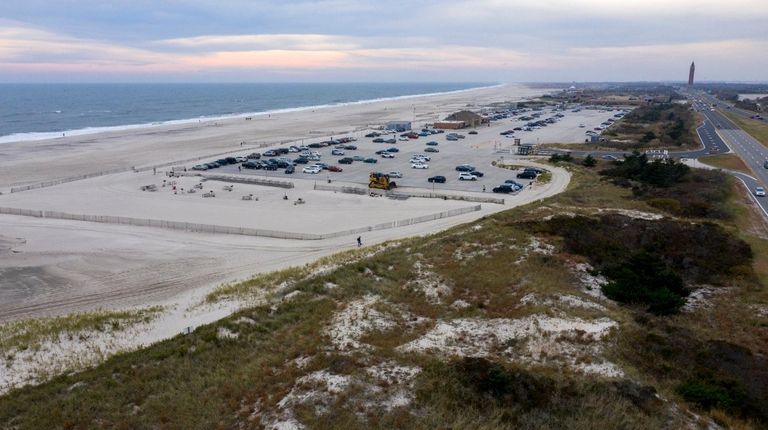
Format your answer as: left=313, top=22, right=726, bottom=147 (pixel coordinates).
left=433, top=120, right=467, bottom=130
left=385, top=121, right=411, bottom=132
left=688, top=61, right=695, bottom=86
left=444, top=110, right=488, bottom=127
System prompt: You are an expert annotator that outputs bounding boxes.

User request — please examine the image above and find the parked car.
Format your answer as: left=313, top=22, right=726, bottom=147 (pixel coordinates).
left=343, top=145, right=357, bottom=150
left=235, top=156, right=247, bottom=163
left=411, top=163, right=429, bottom=169
left=328, top=165, right=343, bottom=172
left=263, top=150, right=277, bottom=157
left=302, top=166, right=321, bottom=174
left=385, top=147, right=399, bottom=153
left=372, top=138, right=385, bottom=143
left=424, top=147, right=439, bottom=153
left=455, top=164, right=476, bottom=172
left=288, top=146, right=300, bottom=153
left=468, top=130, right=478, bottom=135
left=381, top=152, right=395, bottom=158
left=458, top=172, right=478, bottom=181
left=285, top=165, right=295, bottom=174
left=388, top=171, right=403, bottom=178
left=331, top=149, right=345, bottom=156
left=428, top=175, right=446, bottom=183
left=426, top=141, right=439, bottom=146
left=470, top=170, right=484, bottom=177
left=385, top=138, right=396, bottom=144
left=365, top=132, right=380, bottom=138
left=364, top=158, right=378, bottom=164
left=247, top=152, right=261, bottom=159
left=517, top=170, right=537, bottom=179
left=492, top=184, right=515, bottom=193
left=294, top=157, right=309, bottom=164
left=352, top=155, right=365, bottom=161
left=504, top=179, right=523, bottom=189
left=192, top=164, right=208, bottom=171
left=338, top=157, right=354, bottom=164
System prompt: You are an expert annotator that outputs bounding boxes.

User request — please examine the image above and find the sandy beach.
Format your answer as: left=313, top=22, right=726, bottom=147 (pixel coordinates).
left=0, top=84, right=543, bottom=189
left=0, top=83, right=570, bottom=321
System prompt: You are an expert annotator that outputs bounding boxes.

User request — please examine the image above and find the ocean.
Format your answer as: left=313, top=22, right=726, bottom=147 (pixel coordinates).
left=0, top=82, right=493, bottom=143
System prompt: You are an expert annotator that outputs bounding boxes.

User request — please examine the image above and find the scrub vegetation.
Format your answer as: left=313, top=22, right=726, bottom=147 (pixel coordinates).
left=1, top=163, right=766, bottom=429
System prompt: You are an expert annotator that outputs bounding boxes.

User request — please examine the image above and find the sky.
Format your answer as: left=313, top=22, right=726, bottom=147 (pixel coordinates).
left=0, top=0, right=766, bottom=83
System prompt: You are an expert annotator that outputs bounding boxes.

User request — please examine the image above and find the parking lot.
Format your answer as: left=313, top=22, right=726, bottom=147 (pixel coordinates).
left=195, top=106, right=621, bottom=193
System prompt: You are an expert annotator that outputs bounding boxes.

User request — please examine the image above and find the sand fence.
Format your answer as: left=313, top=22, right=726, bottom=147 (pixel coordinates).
left=0, top=205, right=480, bottom=240
left=314, top=183, right=505, bottom=204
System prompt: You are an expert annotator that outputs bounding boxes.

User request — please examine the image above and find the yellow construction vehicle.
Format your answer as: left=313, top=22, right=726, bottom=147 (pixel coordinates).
left=368, top=172, right=397, bottom=190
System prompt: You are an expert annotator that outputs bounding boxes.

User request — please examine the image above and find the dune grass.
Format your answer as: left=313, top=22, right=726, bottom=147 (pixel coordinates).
left=0, top=164, right=765, bottom=429
left=699, top=153, right=753, bottom=175
left=0, top=306, right=163, bottom=357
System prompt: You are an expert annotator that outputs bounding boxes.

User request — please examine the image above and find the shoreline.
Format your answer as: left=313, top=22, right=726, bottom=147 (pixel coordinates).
left=0, top=82, right=505, bottom=145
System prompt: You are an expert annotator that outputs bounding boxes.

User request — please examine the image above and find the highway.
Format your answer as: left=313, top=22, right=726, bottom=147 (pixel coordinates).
left=545, top=91, right=768, bottom=218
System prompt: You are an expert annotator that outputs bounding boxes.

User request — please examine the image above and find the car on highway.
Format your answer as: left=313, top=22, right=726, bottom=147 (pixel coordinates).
left=428, top=175, right=446, bottom=183
left=424, top=147, right=439, bottom=153
left=302, top=166, right=321, bottom=174
left=458, top=172, right=478, bottom=181
left=363, top=158, right=378, bottom=164
left=388, top=171, right=403, bottom=178
left=411, top=162, right=429, bottom=169
left=756, top=187, right=766, bottom=197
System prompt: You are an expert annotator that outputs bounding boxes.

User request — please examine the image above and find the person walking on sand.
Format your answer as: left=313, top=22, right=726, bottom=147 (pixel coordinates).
left=357, top=236, right=362, bottom=247
left=482, top=185, right=486, bottom=192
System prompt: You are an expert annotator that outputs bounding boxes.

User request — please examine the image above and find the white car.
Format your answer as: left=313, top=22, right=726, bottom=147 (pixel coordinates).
left=410, top=157, right=429, bottom=164
left=416, top=154, right=431, bottom=161
left=411, top=163, right=429, bottom=169
left=381, top=152, right=395, bottom=158
left=398, top=136, right=409, bottom=141
left=235, top=156, right=247, bottom=162
left=458, top=172, right=478, bottom=181
left=756, top=187, right=766, bottom=197
left=288, top=146, right=300, bottom=153
left=307, top=154, right=321, bottom=161
left=331, top=149, right=345, bottom=156
left=302, top=166, right=321, bottom=174
left=388, top=171, right=403, bottom=178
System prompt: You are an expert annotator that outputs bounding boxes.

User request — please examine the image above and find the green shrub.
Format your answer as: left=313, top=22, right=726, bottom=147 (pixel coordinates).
left=678, top=381, right=737, bottom=411
left=602, top=250, right=688, bottom=315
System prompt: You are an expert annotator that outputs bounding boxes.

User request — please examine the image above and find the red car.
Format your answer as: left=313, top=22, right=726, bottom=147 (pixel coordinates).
left=328, top=165, right=343, bottom=172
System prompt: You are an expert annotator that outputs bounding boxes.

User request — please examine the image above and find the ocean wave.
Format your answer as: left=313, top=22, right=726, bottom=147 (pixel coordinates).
left=0, top=83, right=504, bottom=144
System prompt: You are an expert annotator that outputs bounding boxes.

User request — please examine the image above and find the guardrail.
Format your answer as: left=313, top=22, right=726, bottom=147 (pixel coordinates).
left=0, top=205, right=481, bottom=240
left=313, top=184, right=505, bottom=204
